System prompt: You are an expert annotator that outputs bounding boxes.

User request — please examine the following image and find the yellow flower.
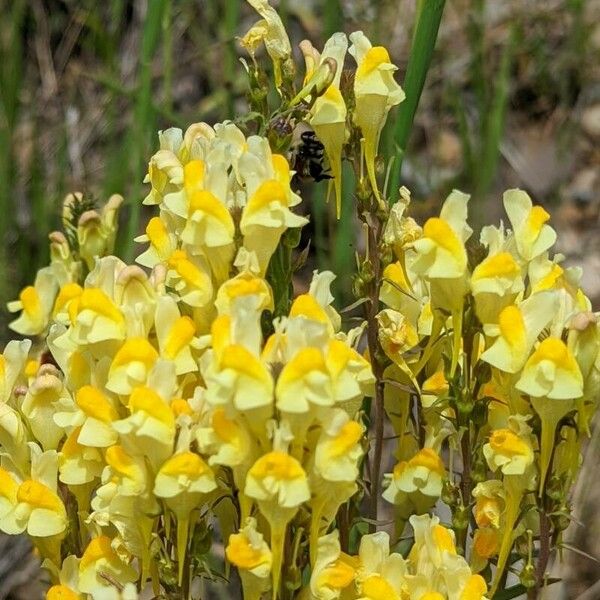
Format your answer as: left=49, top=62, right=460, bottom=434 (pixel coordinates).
left=314, top=410, right=364, bottom=482
left=516, top=337, right=583, bottom=494
left=0, top=470, right=67, bottom=538
left=113, top=386, right=176, bottom=468
left=503, top=189, right=556, bottom=261
left=242, top=0, right=292, bottom=88
left=154, top=451, right=217, bottom=583
left=78, top=536, right=137, bottom=598
left=64, top=385, right=120, bottom=448
left=276, top=338, right=372, bottom=415
left=203, top=314, right=274, bottom=412
left=483, top=424, right=534, bottom=476
left=356, top=531, right=409, bottom=599
left=167, top=250, right=214, bottom=308
left=517, top=337, right=583, bottom=400
left=197, top=407, right=253, bottom=468
left=304, top=33, right=348, bottom=217
left=226, top=517, right=272, bottom=600
left=411, top=190, right=472, bottom=286
left=472, top=480, right=505, bottom=529
left=135, top=216, right=177, bottom=268
left=240, top=178, right=308, bottom=275
left=480, top=292, right=557, bottom=373
left=107, top=337, right=159, bottom=394
left=155, top=296, right=198, bottom=374
left=58, top=426, right=104, bottom=486
left=348, top=32, right=405, bottom=203
left=8, top=267, right=58, bottom=335
left=310, top=530, right=357, bottom=600
left=245, top=450, right=310, bottom=509
left=382, top=448, right=446, bottom=509
left=245, top=450, right=310, bottom=597
left=215, top=268, right=274, bottom=316
left=377, top=308, right=420, bottom=363
left=471, top=249, right=524, bottom=331
left=64, top=285, right=126, bottom=346
left=22, top=365, right=69, bottom=450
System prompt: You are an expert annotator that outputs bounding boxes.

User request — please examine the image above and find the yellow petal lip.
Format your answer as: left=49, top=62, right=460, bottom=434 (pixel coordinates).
left=246, top=179, right=288, bottom=211
left=360, top=574, right=397, bottom=599
left=432, top=523, right=456, bottom=554
left=0, top=467, right=19, bottom=502
left=249, top=451, right=306, bottom=481
left=220, top=344, right=270, bottom=381
left=289, top=294, right=329, bottom=322
left=129, top=386, right=174, bottom=426
left=530, top=337, right=575, bottom=370
left=159, top=451, right=210, bottom=478
left=423, top=217, right=464, bottom=260
left=111, top=337, right=159, bottom=368
left=105, top=445, right=138, bottom=479
left=53, top=283, right=83, bottom=315
left=328, top=421, right=363, bottom=457
left=164, top=315, right=196, bottom=359
left=188, top=189, right=234, bottom=230
left=212, top=408, right=241, bottom=444
left=472, top=252, right=520, bottom=280
left=357, top=46, right=392, bottom=77
left=19, top=286, right=42, bottom=317
left=17, top=480, right=64, bottom=512
left=318, top=558, right=356, bottom=590
left=527, top=204, right=550, bottom=235
left=80, top=535, right=116, bottom=570
left=498, top=305, right=526, bottom=348
left=279, top=347, right=326, bottom=382
left=183, top=159, right=205, bottom=194
left=488, top=429, right=530, bottom=457
left=422, top=370, right=448, bottom=394
left=46, top=584, right=80, bottom=600
left=76, top=385, right=119, bottom=422
left=226, top=532, right=269, bottom=570
left=146, top=216, right=170, bottom=252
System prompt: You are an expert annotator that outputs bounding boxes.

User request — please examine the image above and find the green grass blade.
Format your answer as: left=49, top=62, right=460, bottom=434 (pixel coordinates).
left=388, top=0, right=446, bottom=202
left=473, top=24, right=517, bottom=206
left=121, top=0, right=168, bottom=261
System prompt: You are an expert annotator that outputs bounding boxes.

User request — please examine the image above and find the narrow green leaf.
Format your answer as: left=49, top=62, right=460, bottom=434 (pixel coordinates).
left=388, top=0, right=446, bottom=202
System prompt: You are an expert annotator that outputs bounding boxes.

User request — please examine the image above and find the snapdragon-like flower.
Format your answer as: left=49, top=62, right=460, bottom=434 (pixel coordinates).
left=302, top=33, right=348, bottom=217
left=516, top=337, right=583, bottom=493
left=242, top=0, right=293, bottom=89
left=245, top=447, right=310, bottom=596
left=8, top=267, right=58, bottom=335
left=382, top=448, right=446, bottom=513
left=348, top=31, right=405, bottom=203
left=480, top=292, right=557, bottom=374
left=154, top=451, right=217, bottom=582
left=226, top=517, right=272, bottom=600
left=77, top=536, right=138, bottom=599
left=503, top=189, right=556, bottom=262
left=310, top=531, right=357, bottom=600
left=356, top=531, right=409, bottom=600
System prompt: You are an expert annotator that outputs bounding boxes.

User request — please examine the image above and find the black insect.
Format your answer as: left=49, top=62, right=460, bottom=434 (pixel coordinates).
left=290, top=127, right=333, bottom=183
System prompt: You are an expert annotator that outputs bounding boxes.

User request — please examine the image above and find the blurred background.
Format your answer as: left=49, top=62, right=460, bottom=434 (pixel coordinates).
left=0, top=0, right=599, bottom=597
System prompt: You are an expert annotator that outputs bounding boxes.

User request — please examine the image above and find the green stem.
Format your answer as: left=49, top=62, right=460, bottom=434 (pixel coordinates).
left=389, top=0, right=446, bottom=202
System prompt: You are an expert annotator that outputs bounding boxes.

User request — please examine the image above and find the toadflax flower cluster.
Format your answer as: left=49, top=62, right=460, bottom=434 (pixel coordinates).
left=0, top=1, right=598, bottom=599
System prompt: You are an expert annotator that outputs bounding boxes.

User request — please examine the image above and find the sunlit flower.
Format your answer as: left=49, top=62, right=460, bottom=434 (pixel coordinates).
left=348, top=31, right=405, bottom=203
left=503, top=189, right=556, bottom=262
left=226, top=517, right=272, bottom=600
